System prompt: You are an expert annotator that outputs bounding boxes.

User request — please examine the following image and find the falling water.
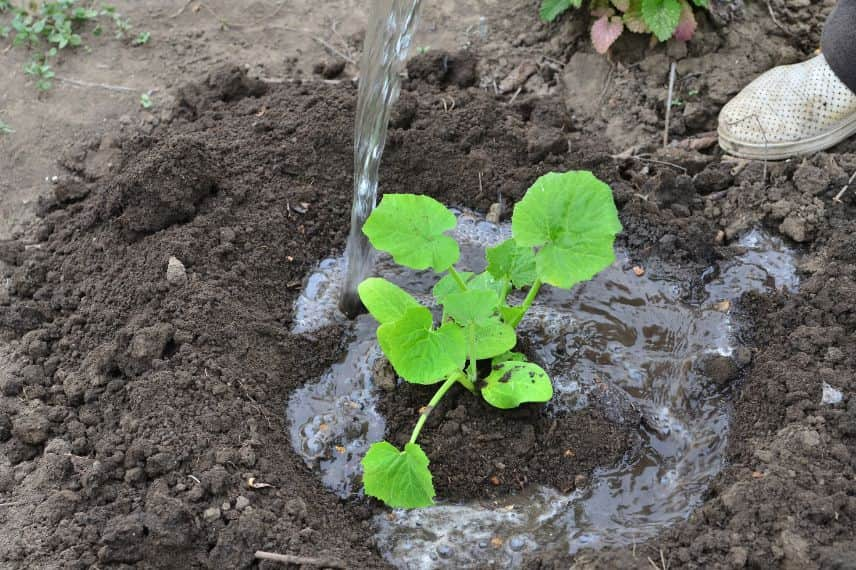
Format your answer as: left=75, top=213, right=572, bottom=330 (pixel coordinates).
left=339, top=0, right=422, bottom=318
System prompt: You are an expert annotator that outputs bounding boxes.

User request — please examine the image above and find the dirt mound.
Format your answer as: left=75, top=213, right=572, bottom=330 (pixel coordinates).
left=1, top=1, right=855, bottom=564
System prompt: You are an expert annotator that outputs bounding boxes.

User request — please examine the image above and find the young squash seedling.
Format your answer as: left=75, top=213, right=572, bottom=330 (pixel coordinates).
left=358, top=170, right=622, bottom=508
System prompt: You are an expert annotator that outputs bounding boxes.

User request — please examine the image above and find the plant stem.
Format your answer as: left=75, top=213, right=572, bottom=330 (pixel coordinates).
left=509, top=279, right=542, bottom=328
left=467, top=327, right=477, bottom=386
left=409, top=375, right=458, bottom=445
left=448, top=266, right=468, bottom=291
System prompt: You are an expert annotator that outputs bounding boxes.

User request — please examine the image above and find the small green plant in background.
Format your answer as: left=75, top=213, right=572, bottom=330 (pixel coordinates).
left=0, top=120, right=13, bottom=135
left=0, top=0, right=148, bottom=91
left=541, top=0, right=710, bottom=54
left=358, top=171, right=622, bottom=508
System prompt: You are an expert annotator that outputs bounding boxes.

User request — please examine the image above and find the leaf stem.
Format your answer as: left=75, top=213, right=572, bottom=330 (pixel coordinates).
left=409, top=375, right=458, bottom=445
left=509, top=279, right=542, bottom=328
left=448, top=266, right=468, bottom=291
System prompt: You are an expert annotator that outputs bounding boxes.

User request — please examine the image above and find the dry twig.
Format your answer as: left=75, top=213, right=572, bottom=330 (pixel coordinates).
left=254, top=551, right=346, bottom=568
left=663, top=61, right=677, bottom=148
left=55, top=76, right=139, bottom=93
left=833, top=170, right=856, bottom=203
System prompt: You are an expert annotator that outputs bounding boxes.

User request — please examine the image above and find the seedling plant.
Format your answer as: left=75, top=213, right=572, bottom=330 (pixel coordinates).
left=358, top=171, right=622, bottom=508
left=540, top=0, right=710, bottom=54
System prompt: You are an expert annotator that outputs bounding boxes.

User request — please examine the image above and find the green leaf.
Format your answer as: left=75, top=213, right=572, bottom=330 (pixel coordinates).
left=377, top=307, right=465, bottom=384
left=362, top=441, right=434, bottom=508
left=482, top=361, right=553, bottom=409
left=471, top=317, right=516, bottom=359
left=433, top=271, right=504, bottom=305
left=467, top=272, right=506, bottom=298
left=499, top=304, right=525, bottom=325
left=539, top=0, right=582, bottom=22
left=432, top=271, right=472, bottom=304
left=363, top=194, right=460, bottom=272
left=690, top=0, right=708, bottom=7
left=511, top=171, right=621, bottom=289
left=442, top=290, right=515, bottom=360
left=492, top=351, right=528, bottom=365
left=442, top=289, right=498, bottom=324
left=486, top=239, right=537, bottom=288
left=641, top=0, right=682, bottom=41
left=358, top=278, right=422, bottom=325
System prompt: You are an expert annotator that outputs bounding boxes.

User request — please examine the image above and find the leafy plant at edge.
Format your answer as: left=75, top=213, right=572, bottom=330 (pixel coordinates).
left=0, top=1, right=146, bottom=91
left=358, top=170, right=622, bottom=508
left=540, top=0, right=710, bottom=54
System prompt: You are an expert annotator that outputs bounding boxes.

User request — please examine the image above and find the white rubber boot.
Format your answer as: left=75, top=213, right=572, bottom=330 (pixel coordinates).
left=718, top=54, right=856, bottom=160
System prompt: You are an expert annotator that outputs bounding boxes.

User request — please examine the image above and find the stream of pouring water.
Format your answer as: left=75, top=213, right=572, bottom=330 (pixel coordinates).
left=339, top=0, right=422, bottom=318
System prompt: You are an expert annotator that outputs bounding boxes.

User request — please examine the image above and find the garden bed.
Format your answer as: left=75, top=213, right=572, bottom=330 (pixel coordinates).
left=0, top=2, right=855, bottom=568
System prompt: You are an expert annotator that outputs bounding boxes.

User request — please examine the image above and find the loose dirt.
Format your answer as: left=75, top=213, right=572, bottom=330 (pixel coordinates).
left=1, top=1, right=855, bottom=568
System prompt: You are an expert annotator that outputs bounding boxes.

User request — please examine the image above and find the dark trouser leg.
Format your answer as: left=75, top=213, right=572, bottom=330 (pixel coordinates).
left=822, top=0, right=856, bottom=93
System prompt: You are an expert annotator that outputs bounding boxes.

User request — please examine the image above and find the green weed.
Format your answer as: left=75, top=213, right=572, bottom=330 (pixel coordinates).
left=0, top=1, right=150, bottom=91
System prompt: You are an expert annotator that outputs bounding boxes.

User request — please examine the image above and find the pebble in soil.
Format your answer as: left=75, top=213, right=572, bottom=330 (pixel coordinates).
left=287, top=211, right=799, bottom=568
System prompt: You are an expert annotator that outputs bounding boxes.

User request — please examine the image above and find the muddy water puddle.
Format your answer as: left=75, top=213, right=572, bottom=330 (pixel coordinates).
left=287, top=213, right=799, bottom=568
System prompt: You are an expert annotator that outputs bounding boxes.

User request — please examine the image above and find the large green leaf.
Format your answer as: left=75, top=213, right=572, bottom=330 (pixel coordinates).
left=362, top=441, right=434, bottom=508
left=377, top=307, right=465, bottom=384
left=511, top=171, right=621, bottom=289
left=641, top=0, right=682, bottom=41
left=486, top=239, right=537, bottom=288
left=539, top=0, right=581, bottom=22
left=363, top=194, right=460, bottom=272
left=358, top=278, right=422, bottom=324
left=482, top=361, right=553, bottom=409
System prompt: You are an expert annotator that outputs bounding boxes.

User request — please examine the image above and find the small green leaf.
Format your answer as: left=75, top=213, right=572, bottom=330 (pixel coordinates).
left=363, top=194, right=460, bottom=272
left=641, top=0, right=682, bottom=41
left=442, top=289, right=498, bottom=324
left=432, top=271, right=472, bottom=304
left=482, top=361, right=553, bottom=409
left=492, top=351, right=528, bottom=365
left=442, top=290, right=515, bottom=360
left=467, top=272, right=506, bottom=298
left=539, top=0, right=581, bottom=22
left=362, top=441, right=434, bottom=508
left=358, top=278, right=421, bottom=324
left=512, top=171, right=621, bottom=289
left=471, top=317, right=516, bottom=359
left=486, top=239, right=537, bottom=288
left=499, top=304, right=525, bottom=325
left=377, top=307, right=465, bottom=384
left=690, top=0, right=708, bottom=7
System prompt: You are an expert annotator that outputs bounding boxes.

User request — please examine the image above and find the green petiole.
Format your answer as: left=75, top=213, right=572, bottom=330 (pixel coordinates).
left=509, top=278, right=542, bottom=328
left=409, top=374, right=459, bottom=445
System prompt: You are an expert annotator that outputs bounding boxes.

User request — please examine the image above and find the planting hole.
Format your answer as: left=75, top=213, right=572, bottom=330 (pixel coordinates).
left=287, top=211, right=798, bottom=567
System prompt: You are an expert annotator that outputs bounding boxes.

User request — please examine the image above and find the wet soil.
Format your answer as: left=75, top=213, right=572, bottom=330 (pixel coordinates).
left=377, top=377, right=634, bottom=502
left=1, top=1, right=855, bottom=568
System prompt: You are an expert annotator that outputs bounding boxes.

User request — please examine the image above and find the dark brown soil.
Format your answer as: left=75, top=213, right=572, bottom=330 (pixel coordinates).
left=377, top=378, right=634, bottom=502
left=1, top=1, right=855, bottom=568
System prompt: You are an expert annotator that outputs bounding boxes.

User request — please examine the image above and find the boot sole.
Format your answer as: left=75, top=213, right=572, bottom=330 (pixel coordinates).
left=718, top=112, right=856, bottom=161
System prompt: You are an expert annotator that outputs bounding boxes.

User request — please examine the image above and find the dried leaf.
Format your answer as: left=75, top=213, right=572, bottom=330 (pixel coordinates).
left=591, top=15, right=624, bottom=54
left=673, top=0, right=697, bottom=41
